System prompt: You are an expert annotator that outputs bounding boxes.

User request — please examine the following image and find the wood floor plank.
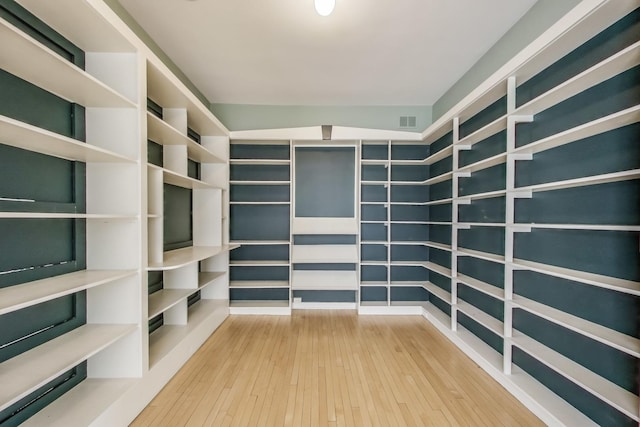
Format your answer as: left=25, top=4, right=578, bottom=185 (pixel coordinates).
left=132, top=311, right=544, bottom=427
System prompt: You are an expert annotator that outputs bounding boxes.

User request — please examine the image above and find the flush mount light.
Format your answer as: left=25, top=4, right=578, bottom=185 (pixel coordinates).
left=314, top=0, right=335, bottom=16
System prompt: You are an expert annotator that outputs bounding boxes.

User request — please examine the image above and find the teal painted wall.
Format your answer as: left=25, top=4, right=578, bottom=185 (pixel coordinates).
left=210, top=104, right=432, bottom=132
left=432, top=0, right=582, bottom=121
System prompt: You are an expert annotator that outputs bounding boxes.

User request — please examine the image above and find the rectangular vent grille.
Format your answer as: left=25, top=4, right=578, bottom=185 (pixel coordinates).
left=399, top=116, right=416, bottom=128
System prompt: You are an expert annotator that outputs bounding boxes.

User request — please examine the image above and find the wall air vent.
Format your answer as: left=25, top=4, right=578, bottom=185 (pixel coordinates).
left=399, top=116, right=417, bottom=128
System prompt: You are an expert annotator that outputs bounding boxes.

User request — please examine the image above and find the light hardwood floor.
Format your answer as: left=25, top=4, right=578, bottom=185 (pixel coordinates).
left=132, top=311, right=544, bottom=426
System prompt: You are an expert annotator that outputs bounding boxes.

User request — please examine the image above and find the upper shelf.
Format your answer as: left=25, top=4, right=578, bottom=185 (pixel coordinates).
left=147, top=113, right=225, bottom=164
left=147, top=61, right=227, bottom=137
left=514, top=40, right=640, bottom=116
left=0, top=115, right=135, bottom=163
left=0, top=19, right=135, bottom=108
left=16, top=0, right=136, bottom=52
left=147, top=244, right=239, bottom=271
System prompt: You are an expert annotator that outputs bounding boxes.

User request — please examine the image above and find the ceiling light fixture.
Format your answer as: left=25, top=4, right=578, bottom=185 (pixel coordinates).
left=314, top=0, right=335, bottom=16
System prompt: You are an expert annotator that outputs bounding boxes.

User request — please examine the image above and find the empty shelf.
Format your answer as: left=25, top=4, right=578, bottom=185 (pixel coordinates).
left=291, top=270, right=358, bottom=291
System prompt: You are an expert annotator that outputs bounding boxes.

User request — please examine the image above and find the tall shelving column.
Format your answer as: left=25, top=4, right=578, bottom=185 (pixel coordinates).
left=0, top=1, right=143, bottom=424
left=359, top=140, right=391, bottom=310
left=228, top=139, right=292, bottom=315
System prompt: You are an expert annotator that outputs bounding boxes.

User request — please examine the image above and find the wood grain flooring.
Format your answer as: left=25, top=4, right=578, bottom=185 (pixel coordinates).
left=131, top=311, right=544, bottom=426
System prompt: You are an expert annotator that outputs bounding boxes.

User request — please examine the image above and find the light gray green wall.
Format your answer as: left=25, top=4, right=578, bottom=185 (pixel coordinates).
left=103, top=0, right=210, bottom=107
left=432, top=0, right=582, bottom=121
left=210, top=104, right=432, bottom=132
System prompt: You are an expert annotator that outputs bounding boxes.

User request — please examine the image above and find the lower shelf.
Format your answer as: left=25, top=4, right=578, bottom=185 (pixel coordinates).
left=23, top=378, right=136, bottom=427
left=229, top=300, right=291, bottom=315
left=0, top=323, right=136, bottom=413
left=148, top=299, right=228, bottom=368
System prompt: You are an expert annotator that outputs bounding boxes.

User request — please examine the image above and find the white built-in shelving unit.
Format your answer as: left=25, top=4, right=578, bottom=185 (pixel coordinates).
left=0, top=0, right=235, bottom=425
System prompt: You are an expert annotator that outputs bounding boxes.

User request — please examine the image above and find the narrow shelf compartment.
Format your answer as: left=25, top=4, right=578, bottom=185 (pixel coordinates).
left=148, top=245, right=238, bottom=271
left=0, top=323, right=136, bottom=412
left=229, top=281, right=289, bottom=289
left=512, top=295, right=640, bottom=358
left=512, top=105, right=640, bottom=156
left=513, top=170, right=640, bottom=194
left=147, top=113, right=225, bottom=163
left=0, top=115, right=135, bottom=163
left=0, top=19, right=135, bottom=108
left=291, top=245, right=358, bottom=263
left=147, top=289, right=192, bottom=319
left=148, top=299, right=228, bottom=368
left=0, top=270, right=136, bottom=316
left=514, top=40, right=640, bottom=116
left=456, top=273, right=504, bottom=300
left=291, top=270, right=358, bottom=291
left=457, top=115, right=507, bottom=147
left=422, top=281, right=451, bottom=303
left=391, top=261, right=452, bottom=278
left=456, top=300, right=504, bottom=336
left=198, top=272, right=226, bottom=288
left=512, top=258, right=640, bottom=296
left=511, top=332, right=639, bottom=422
left=457, top=247, right=506, bottom=264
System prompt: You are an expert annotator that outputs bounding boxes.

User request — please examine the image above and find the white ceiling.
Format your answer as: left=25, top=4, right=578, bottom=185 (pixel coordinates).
left=119, top=0, right=537, bottom=106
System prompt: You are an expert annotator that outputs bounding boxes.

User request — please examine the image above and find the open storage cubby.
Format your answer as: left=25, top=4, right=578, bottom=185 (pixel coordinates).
left=228, top=140, right=292, bottom=314
left=417, top=3, right=640, bottom=425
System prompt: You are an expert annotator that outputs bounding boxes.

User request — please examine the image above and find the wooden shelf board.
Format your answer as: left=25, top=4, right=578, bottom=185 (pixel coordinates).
left=230, top=159, right=290, bottom=165
left=291, top=245, right=359, bottom=263
left=147, top=113, right=225, bottom=164
left=21, top=378, right=136, bottom=427
left=390, top=300, right=429, bottom=308
left=229, top=300, right=290, bottom=308
left=359, top=281, right=389, bottom=286
left=523, top=223, right=640, bottom=232
left=0, top=20, right=135, bottom=108
left=422, top=281, right=451, bottom=304
left=456, top=273, right=504, bottom=300
left=456, top=300, right=504, bottom=336
left=359, top=301, right=389, bottom=307
left=514, top=170, right=640, bottom=193
left=229, top=260, right=290, bottom=266
left=457, top=189, right=506, bottom=201
left=230, top=280, right=289, bottom=289
left=457, top=115, right=508, bottom=147
left=0, top=212, right=136, bottom=219
left=391, top=261, right=452, bottom=278
left=230, top=201, right=290, bottom=205
left=361, top=261, right=388, bottom=266
left=457, top=247, right=506, bottom=264
left=512, top=258, right=640, bottom=296
left=515, top=40, right=640, bottom=116
left=0, top=270, right=136, bottom=316
left=512, top=332, right=639, bottom=421
left=509, top=366, right=599, bottom=427
left=229, top=180, right=290, bottom=186
left=0, top=115, right=134, bottom=163
left=456, top=222, right=505, bottom=228
left=389, top=281, right=425, bottom=287
left=148, top=245, right=236, bottom=271
left=229, top=240, right=290, bottom=245
left=146, top=62, right=227, bottom=136
left=458, top=153, right=507, bottom=175
left=0, top=323, right=136, bottom=412
left=198, top=272, right=226, bottom=288
left=513, top=105, right=640, bottom=157
left=162, top=167, right=219, bottom=189
left=291, top=270, right=358, bottom=291
left=148, top=299, right=228, bottom=368
left=512, top=295, right=640, bottom=358
left=147, top=289, right=192, bottom=319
